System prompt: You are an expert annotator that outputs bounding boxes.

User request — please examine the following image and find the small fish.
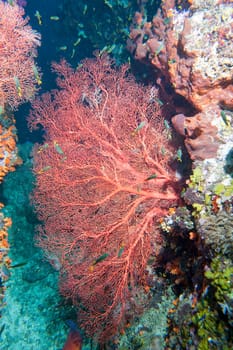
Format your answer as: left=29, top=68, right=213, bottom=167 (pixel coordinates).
left=164, top=120, right=172, bottom=140
left=14, top=76, right=22, bottom=97
left=168, top=58, right=176, bottom=64
left=36, top=165, right=51, bottom=174
left=50, top=16, right=60, bottom=21
left=161, top=146, right=167, bottom=155
left=164, top=120, right=170, bottom=130
left=33, top=65, right=42, bottom=85
left=35, top=10, right=42, bottom=25
left=99, top=45, right=115, bottom=55
left=71, top=48, right=76, bottom=59
left=103, top=44, right=116, bottom=54
left=83, top=4, right=87, bottom=15
left=118, top=246, right=124, bottom=258
left=77, top=30, right=87, bottom=39
left=220, top=110, right=231, bottom=126
left=83, top=5, right=87, bottom=15
left=104, top=0, right=113, bottom=9
left=155, top=42, right=164, bottom=55
left=89, top=253, right=109, bottom=272
left=176, top=147, right=182, bottom=162
left=145, top=173, right=157, bottom=181
left=131, top=121, right=147, bottom=136
left=156, top=98, right=164, bottom=106
left=73, top=38, right=81, bottom=47
left=221, top=110, right=227, bottom=123
left=93, top=253, right=109, bottom=265
left=58, top=46, right=67, bottom=51
left=54, top=140, right=64, bottom=155
left=37, top=143, right=49, bottom=154
left=163, top=17, right=171, bottom=25
left=63, top=320, right=82, bottom=350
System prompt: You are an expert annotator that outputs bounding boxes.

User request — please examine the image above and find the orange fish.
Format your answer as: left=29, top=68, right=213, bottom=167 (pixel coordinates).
left=62, top=321, right=82, bottom=350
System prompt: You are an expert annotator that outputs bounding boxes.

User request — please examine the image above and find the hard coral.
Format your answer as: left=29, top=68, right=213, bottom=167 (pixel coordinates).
left=129, top=1, right=233, bottom=111
left=176, top=4, right=233, bottom=109
left=128, top=1, right=233, bottom=161
left=198, top=210, right=233, bottom=257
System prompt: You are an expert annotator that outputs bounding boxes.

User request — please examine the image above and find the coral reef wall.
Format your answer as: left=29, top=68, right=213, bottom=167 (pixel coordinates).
left=0, top=0, right=40, bottom=318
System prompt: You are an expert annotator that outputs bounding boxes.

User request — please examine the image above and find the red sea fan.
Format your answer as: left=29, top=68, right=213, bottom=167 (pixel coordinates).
left=29, top=54, right=179, bottom=342
left=0, top=1, right=41, bottom=110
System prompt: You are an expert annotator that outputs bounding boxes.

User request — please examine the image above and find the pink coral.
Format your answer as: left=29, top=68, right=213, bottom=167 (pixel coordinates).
left=0, top=1, right=41, bottom=110
left=29, top=55, right=179, bottom=342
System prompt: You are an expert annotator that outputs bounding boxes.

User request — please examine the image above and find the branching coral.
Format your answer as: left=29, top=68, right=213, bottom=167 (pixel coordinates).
left=0, top=0, right=41, bottom=111
left=29, top=54, right=180, bottom=342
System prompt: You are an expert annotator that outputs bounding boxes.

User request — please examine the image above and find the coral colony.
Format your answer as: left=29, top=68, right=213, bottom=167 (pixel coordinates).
left=0, top=0, right=40, bottom=313
left=29, top=56, right=180, bottom=342
left=0, top=0, right=233, bottom=349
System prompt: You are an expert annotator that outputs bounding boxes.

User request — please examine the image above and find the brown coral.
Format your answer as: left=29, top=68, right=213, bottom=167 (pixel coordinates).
left=172, top=107, right=220, bottom=160
left=128, top=1, right=233, bottom=161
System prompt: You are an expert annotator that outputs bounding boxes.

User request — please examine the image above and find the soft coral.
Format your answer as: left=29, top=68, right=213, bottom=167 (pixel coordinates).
left=29, top=54, right=179, bottom=343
